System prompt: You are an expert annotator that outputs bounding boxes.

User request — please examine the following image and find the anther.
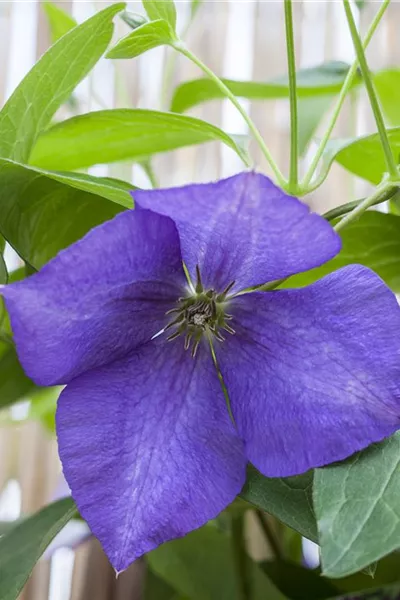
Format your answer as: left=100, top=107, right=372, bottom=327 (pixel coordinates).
left=223, top=324, right=236, bottom=335
left=164, top=314, right=184, bottom=330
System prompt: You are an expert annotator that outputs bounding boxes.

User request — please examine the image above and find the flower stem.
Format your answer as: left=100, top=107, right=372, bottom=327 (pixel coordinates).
left=301, top=0, right=391, bottom=192
left=334, top=180, right=398, bottom=232
left=342, top=0, right=398, bottom=180
left=324, top=185, right=399, bottom=222
left=284, top=0, right=298, bottom=193
left=255, top=509, right=284, bottom=561
left=173, top=42, right=286, bottom=186
left=231, top=513, right=251, bottom=600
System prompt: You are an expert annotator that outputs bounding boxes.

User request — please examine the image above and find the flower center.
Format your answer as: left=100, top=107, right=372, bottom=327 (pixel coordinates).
left=165, top=266, right=235, bottom=357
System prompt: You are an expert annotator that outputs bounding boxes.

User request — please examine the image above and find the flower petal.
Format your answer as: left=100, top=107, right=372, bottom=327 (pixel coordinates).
left=2, top=209, right=186, bottom=386
left=217, top=265, right=400, bottom=477
left=133, top=172, right=340, bottom=291
left=56, top=339, right=246, bottom=572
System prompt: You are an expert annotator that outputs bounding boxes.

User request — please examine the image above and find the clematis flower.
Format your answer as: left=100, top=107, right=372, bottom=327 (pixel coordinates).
left=3, top=172, right=400, bottom=572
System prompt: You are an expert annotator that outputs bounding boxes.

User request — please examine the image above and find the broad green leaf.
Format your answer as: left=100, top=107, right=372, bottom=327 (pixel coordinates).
left=332, top=585, right=400, bottom=599
left=322, top=128, right=400, bottom=186
left=106, top=20, right=177, bottom=59
left=240, top=467, right=317, bottom=542
left=145, top=568, right=182, bottom=600
left=314, top=432, right=400, bottom=578
left=0, top=3, right=125, bottom=164
left=0, top=160, right=123, bottom=269
left=260, top=561, right=339, bottom=600
left=0, top=498, right=77, bottom=600
left=0, top=347, right=37, bottom=410
left=143, top=0, right=177, bottom=30
left=43, top=1, right=77, bottom=43
left=30, top=109, right=246, bottom=171
left=148, top=526, right=286, bottom=600
left=170, top=62, right=356, bottom=113
left=374, top=69, right=400, bottom=126
left=0, top=254, right=7, bottom=285
left=35, top=168, right=134, bottom=208
left=282, top=212, right=400, bottom=293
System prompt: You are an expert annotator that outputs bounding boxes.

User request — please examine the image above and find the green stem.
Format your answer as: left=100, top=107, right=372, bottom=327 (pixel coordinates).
left=140, top=160, right=158, bottom=189
left=255, top=510, right=284, bottom=561
left=231, top=514, right=251, bottom=600
left=343, top=0, right=398, bottom=179
left=324, top=185, right=399, bottom=221
left=174, top=42, right=286, bottom=185
left=284, top=0, right=298, bottom=192
left=301, top=0, right=391, bottom=191
left=334, top=181, right=398, bottom=232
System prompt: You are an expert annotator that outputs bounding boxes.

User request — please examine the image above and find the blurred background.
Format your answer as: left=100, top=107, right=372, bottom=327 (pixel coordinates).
left=0, top=1, right=399, bottom=598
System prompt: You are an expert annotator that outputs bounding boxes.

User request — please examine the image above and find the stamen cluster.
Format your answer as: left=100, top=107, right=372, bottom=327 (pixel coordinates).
left=165, top=266, right=235, bottom=357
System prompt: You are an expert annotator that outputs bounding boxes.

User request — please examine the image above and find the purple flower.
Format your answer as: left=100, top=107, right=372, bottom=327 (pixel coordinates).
left=3, top=172, right=400, bottom=572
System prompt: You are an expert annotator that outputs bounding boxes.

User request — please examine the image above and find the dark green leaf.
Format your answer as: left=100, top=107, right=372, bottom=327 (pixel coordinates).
left=282, top=212, right=400, bottom=293
left=143, top=0, right=177, bottom=30
left=322, top=128, right=400, bottom=186
left=145, top=568, right=182, bottom=600
left=330, top=584, right=400, bottom=599
left=30, top=109, right=246, bottom=171
left=260, top=561, right=339, bottom=600
left=240, top=466, right=318, bottom=542
left=0, top=160, right=123, bottom=269
left=0, top=3, right=125, bottom=164
left=0, top=498, right=77, bottom=600
left=106, top=20, right=177, bottom=59
left=314, top=432, right=400, bottom=578
left=148, top=526, right=286, bottom=600
left=170, top=62, right=356, bottom=113
left=0, top=254, right=7, bottom=285
left=43, top=1, right=77, bottom=43
left=374, top=69, right=400, bottom=127
left=0, top=347, right=37, bottom=410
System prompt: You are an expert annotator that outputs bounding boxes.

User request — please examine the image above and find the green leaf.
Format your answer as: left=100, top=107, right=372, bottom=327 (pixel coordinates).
left=145, top=568, right=182, bottom=600
left=0, top=3, right=125, bottom=164
left=314, top=432, right=400, bottom=578
left=240, top=466, right=318, bottom=542
left=0, top=159, right=123, bottom=269
left=282, top=212, right=400, bottom=293
left=29, top=109, right=246, bottom=171
left=322, top=128, right=400, bottom=186
left=0, top=254, right=7, bottom=285
left=0, top=498, right=77, bottom=600
left=331, top=585, right=400, bottom=599
left=43, top=1, right=77, bottom=43
left=260, top=560, right=339, bottom=600
left=170, top=61, right=357, bottom=113
left=0, top=347, right=37, bottom=410
left=374, top=69, right=400, bottom=126
left=148, top=526, right=287, bottom=600
left=106, top=20, right=177, bottom=59
left=143, top=0, right=177, bottom=30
